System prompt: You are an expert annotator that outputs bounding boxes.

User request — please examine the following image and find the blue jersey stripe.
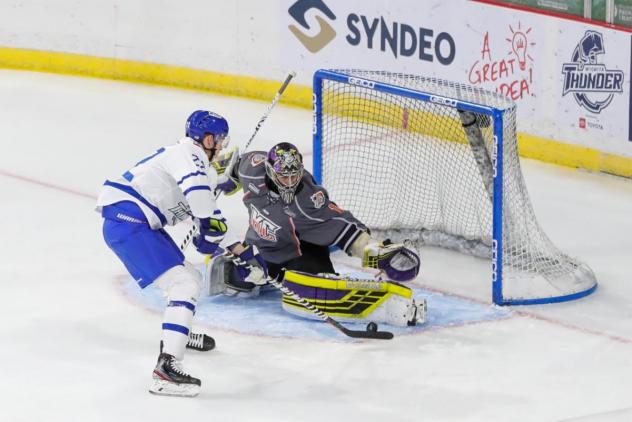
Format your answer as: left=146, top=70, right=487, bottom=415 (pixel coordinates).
left=168, top=300, right=196, bottom=312
left=123, top=171, right=134, bottom=182
left=135, top=147, right=165, bottom=166
left=183, top=185, right=212, bottom=196
left=162, top=323, right=189, bottom=336
left=103, top=180, right=168, bottom=226
left=176, top=171, right=207, bottom=186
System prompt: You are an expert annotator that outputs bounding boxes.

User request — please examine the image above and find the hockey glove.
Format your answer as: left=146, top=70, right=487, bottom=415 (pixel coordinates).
left=363, top=239, right=420, bottom=282
left=216, top=176, right=241, bottom=196
left=193, top=214, right=227, bottom=255
left=231, top=245, right=268, bottom=285
left=212, top=147, right=242, bottom=196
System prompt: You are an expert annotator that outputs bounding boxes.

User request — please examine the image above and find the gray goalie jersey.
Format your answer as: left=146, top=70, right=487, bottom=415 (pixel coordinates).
left=236, top=151, right=368, bottom=264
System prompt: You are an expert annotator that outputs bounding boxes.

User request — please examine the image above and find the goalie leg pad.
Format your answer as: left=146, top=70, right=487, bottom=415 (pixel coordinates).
left=281, top=271, right=426, bottom=327
left=363, top=240, right=421, bottom=282
left=373, top=295, right=427, bottom=326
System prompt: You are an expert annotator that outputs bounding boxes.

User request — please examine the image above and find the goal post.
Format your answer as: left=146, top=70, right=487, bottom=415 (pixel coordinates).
left=312, top=69, right=597, bottom=306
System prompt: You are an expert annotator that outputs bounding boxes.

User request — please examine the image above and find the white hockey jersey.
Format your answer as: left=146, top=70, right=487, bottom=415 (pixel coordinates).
left=96, top=137, right=219, bottom=229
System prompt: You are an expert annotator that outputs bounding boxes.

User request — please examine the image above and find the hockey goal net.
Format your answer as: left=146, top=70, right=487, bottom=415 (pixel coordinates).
left=313, top=69, right=597, bottom=305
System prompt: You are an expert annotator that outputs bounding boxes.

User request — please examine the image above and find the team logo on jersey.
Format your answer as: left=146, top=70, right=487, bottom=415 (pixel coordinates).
left=168, top=202, right=192, bottom=224
left=251, top=154, right=267, bottom=167
left=250, top=204, right=281, bottom=242
left=310, top=191, right=325, bottom=208
left=561, top=31, right=624, bottom=114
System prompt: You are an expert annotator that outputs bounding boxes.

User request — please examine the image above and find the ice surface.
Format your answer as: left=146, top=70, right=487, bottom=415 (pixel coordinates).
left=1, top=70, right=631, bottom=422
left=121, top=261, right=511, bottom=341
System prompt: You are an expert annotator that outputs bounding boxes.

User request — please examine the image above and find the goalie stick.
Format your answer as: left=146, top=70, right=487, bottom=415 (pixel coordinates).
left=269, top=274, right=394, bottom=340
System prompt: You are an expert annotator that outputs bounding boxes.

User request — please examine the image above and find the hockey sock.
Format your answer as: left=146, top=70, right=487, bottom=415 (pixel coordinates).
left=156, top=265, right=201, bottom=360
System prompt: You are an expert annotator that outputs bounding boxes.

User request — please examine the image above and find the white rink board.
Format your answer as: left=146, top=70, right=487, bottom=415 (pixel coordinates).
left=0, top=0, right=630, bottom=160
left=0, top=0, right=632, bottom=157
left=280, top=0, right=632, bottom=157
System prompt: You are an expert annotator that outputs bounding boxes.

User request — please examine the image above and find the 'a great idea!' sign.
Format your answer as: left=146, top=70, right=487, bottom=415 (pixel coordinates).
left=282, top=0, right=631, bottom=158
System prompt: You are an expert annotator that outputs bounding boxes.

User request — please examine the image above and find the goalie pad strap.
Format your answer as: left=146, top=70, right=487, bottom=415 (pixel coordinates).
left=283, top=270, right=412, bottom=298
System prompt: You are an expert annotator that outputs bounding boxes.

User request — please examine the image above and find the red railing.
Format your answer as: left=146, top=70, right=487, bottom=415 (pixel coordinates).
left=472, top=0, right=632, bottom=33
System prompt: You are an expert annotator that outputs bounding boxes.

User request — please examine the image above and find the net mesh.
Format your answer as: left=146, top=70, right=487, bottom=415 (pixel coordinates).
left=317, top=70, right=596, bottom=303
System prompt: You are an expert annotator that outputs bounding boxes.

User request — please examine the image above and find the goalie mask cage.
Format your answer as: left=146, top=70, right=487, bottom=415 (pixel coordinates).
left=312, top=69, right=597, bottom=305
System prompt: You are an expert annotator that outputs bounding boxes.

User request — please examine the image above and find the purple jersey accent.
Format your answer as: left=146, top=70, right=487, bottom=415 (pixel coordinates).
left=283, top=280, right=350, bottom=301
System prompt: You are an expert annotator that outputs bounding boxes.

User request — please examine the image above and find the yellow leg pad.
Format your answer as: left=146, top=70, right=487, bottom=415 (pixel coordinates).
left=282, top=270, right=413, bottom=319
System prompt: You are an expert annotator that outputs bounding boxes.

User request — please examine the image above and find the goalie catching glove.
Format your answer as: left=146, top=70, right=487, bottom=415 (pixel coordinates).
left=351, top=233, right=420, bottom=282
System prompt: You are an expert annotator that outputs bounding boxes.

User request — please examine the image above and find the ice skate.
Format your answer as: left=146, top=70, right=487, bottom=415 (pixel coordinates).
left=186, top=332, right=215, bottom=351
left=149, top=353, right=201, bottom=397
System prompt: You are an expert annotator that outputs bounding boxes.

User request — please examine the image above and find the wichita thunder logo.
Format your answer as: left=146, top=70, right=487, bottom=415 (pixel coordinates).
left=561, top=31, right=624, bottom=114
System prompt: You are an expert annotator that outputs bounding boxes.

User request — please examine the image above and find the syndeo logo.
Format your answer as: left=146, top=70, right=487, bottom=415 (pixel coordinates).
left=561, top=31, right=624, bottom=113
left=288, top=0, right=337, bottom=53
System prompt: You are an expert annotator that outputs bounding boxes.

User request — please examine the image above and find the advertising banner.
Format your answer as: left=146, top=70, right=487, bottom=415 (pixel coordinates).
left=281, top=0, right=632, bottom=158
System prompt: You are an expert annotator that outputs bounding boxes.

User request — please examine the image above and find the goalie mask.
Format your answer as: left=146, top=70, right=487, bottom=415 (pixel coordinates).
left=265, top=142, right=304, bottom=204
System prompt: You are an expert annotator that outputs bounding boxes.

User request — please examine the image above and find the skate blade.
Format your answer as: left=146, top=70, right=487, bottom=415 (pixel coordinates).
left=149, top=379, right=200, bottom=397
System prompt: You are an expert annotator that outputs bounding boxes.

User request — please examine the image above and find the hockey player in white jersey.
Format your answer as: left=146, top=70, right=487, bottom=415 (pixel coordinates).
left=209, top=142, right=426, bottom=327
left=97, top=110, right=231, bottom=397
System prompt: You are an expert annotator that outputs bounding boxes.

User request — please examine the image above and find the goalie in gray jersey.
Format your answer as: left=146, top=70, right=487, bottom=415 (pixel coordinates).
left=209, top=142, right=426, bottom=326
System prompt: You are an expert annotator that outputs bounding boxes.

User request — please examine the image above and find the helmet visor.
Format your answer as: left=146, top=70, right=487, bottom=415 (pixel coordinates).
left=214, top=133, right=230, bottom=149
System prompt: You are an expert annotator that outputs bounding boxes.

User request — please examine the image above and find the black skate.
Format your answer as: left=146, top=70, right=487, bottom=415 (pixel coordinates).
left=149, top=353, right=201, bottom=397
left=187, top=332, right=216, bottom=352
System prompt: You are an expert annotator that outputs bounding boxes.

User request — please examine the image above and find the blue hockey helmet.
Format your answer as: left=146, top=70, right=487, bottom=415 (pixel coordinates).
left=185, top=110, right=229, bottom=145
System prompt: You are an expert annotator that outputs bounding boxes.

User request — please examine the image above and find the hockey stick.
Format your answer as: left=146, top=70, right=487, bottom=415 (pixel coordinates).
left=179, top=224, right=198, bottom=252
left=181, top=73, right=297, bottom=271
left=242, top=71, right=296, bottom=152
left=180, top=72, right=296, bottom=252
left=269, top=274, right=394, bottom=340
